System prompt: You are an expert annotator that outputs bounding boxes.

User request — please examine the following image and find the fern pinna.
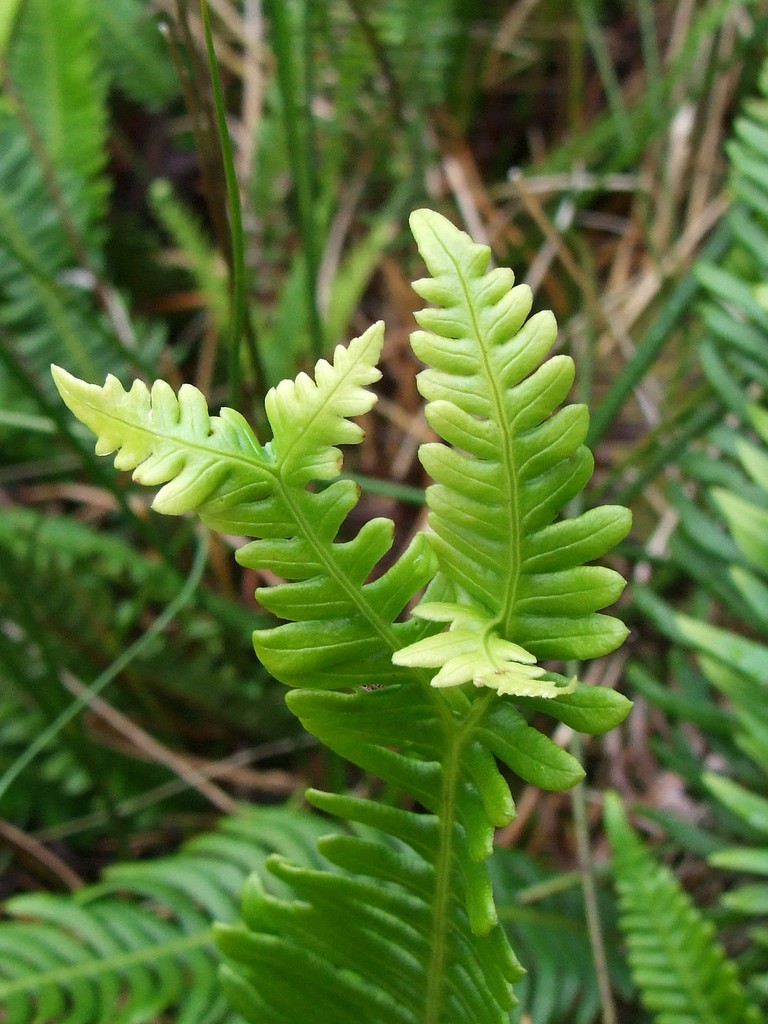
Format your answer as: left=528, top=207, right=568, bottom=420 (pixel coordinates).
left=52, top=209, right=631, bottom=1023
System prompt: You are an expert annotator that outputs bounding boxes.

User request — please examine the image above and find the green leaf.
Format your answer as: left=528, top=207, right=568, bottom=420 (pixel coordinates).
left=516, top=683, right=632, bottom=734
left=8, top=0, right=108, bottom=233
left=704, top=772, right=768, bottom=833
left=712, top=487, right=768, bottom=572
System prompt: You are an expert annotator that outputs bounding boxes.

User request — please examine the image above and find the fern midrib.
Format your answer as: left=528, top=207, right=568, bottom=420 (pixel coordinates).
left=279, top=467, right=479, bottom=1024
left=425, top=693, right=495, bottom=1024
left=443, top=242, right=521, bottom=631
left=0, top=926, right=213, bottom=999
left=425, top=734, right=460, bottom=1024
left=276, top=476, right=405, bottom=651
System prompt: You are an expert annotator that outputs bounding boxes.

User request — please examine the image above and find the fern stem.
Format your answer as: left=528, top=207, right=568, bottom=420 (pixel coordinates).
left=276, top=483, right=398, bottom=650
left=425, top=691, right=495, bottom=1023
left=425, top=735, right=460, bottom=1024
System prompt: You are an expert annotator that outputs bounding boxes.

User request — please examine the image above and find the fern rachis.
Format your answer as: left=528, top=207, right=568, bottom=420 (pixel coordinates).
left=52, top=209, right=632, bottom=1023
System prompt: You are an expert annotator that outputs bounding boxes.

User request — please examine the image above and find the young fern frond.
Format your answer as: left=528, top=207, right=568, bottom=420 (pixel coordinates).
left=54, top=322, right=435, bottom=690
left=53, top=210, right=631, bottom=1023
left=394, top=211, right=631, bottom=695
left=605, top=793, right=762, bottom=1024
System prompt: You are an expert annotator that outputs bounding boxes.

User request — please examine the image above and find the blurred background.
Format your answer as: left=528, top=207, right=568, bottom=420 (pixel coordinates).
left=2, top=2, right=768, bottom=1021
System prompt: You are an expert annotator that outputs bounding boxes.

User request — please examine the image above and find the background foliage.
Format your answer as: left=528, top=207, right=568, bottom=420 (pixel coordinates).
left=3, top=1, right=768, bottom=1022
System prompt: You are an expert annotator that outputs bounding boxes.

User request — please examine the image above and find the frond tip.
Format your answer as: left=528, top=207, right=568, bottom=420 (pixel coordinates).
left=391, top=209, right=630, bottom=696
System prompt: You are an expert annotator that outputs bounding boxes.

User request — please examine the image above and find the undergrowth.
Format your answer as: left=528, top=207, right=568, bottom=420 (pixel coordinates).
left=3, top=2, right=768, bottom=1022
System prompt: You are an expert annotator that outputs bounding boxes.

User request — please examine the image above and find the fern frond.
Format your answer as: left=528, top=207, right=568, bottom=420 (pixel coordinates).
left=490, top=847, right=629, bottom=1023
left=52, top=323, right=435, bottom=691
left=0, top=6, right=161, bottom=427
left=605, top=793, right=762, bottom=1024
left=7, top=0, right=108, bottom=240
left=0, top=505, right=277, bottom=790
left=54, top=322, right=379, bottom=507
left=54, top=211, right=632, bottom=1023
left=93, top=0, right=178, bottom=108
left=0, top=807, right=328, bottom=1024
left=394, top=209, right=630, bottom=695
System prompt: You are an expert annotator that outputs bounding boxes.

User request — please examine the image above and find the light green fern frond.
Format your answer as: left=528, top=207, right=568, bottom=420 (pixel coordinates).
left=53, top=322, right=380, bottom=516
left=605, top=793, right=762, bottom=1024
left=394, top=210, right=630, bottom=696
left=53, top=322, right=435, bottom=692
left=54, top=211, right=632, bottom=1023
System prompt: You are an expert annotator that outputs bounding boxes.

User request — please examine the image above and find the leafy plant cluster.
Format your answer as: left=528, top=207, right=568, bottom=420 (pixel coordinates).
left=607, top=50, right=768, bottom=1024
left=4, top=2, right=768, bottom=1023
left=46, top=208, right=631, bottom=1023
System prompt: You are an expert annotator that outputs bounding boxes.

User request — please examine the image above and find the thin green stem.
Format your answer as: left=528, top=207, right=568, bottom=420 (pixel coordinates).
left=424, top=691, right=494, bottom=1024
left=200, top=0, right=252, bottom=408
left=342, top=472, right=425, bottom=504
left=265, top=0, right=323, bottom=360
left=425, top=736, right=460, bottom=1024
left=165, top=6, right=231, bottom=263
left=574, top=0, right=632, bottom=148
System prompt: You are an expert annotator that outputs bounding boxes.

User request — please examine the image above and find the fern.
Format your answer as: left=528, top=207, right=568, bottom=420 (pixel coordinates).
left=394, top=210, right=630, bottom=691
left=490, top=848, right=630, bottom=1023
left=0, top=505, right=286, bottom=836
left=0, top=0, right=163, bottom=436
left=635, top=59, right=768, bottom=984
left=92, top=0, right=178, bottom=108
left=0, top=806, right=329, bottom=1024
left=7, top=0, right=109, bottom=241
left=686, top=56, right=768, bottom=425
left=605, top=793, right=762, bottom=1024
left=636, top=385, right=768, bottom=1008
left=53, top=209, right=632, bottom=1022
